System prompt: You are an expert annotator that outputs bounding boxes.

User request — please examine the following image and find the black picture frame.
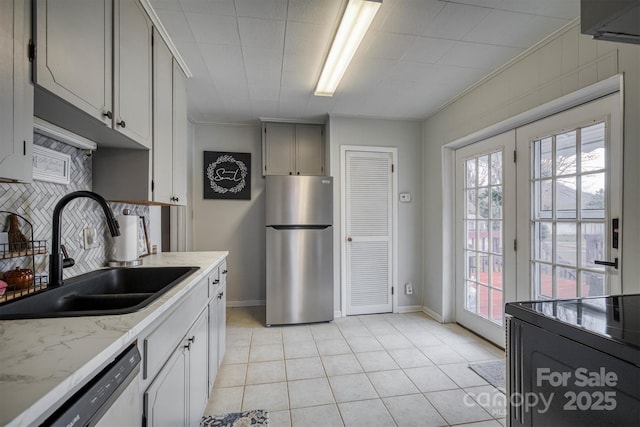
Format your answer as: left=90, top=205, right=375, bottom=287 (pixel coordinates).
left=203, top=151, right=252, bottom=200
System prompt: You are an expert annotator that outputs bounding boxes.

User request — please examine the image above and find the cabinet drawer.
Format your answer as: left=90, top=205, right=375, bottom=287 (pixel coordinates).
left=143, top=279, right=207, bottom=380
left=207, top=267, right=220, bottom=299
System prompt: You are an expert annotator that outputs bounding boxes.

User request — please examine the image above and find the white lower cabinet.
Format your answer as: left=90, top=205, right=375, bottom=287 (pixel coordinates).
left=144, top=259, right=227, bottom=427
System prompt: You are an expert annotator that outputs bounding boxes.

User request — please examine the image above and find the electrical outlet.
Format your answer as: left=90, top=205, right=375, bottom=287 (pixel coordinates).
left=405, top=282, right=413, bottom=295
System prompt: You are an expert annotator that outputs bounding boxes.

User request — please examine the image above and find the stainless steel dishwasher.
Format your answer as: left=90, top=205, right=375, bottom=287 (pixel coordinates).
left=42, top=343, right=142, bottom=427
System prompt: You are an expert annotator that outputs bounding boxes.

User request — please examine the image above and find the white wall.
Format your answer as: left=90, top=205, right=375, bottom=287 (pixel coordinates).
left=191, top=123, right=265, bottom=305
left=422, top=21, right=640, bottom=318
left=328, top=116, right=423, bottom=312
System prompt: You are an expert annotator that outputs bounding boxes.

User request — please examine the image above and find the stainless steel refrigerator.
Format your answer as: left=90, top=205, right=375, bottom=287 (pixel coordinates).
left=266, top=175, right=333, bottom=326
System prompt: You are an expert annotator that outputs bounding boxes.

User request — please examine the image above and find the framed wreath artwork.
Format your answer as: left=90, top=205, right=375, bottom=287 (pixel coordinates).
left=203, top=151, right=251, bottom=200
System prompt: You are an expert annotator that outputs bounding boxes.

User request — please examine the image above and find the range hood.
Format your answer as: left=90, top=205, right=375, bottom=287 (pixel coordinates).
left=581, top=0, right=640, bottom=44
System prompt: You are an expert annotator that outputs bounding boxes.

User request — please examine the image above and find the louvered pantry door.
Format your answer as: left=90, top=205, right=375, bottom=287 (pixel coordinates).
left=345, top=150, right=393, bottom=315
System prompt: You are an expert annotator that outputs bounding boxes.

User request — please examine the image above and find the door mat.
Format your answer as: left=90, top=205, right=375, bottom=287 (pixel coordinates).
left=469, top=360, right=506, bottom=393
left=201, top=409, right=269, bottom=427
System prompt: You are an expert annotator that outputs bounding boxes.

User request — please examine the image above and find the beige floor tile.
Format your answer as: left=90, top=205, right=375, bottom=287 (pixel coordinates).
left=284, top=340, right=319, bottom=359
left=419, top=344, right=466, bottom=364
left=290, top=404, right=344, bottom=427
left=364, top=322, right=398, bottom=335
left=383, top=394, right=447, bottom=427
left=329, top=373, right=378, bottom=402
left=452, top=420, right=503, bottom=427
left=402, top=331, right=444, bottom=347
left=439, top=362, right=491, bottom=388
left=424, top=389, right=493, bottom=425
left=448, top=342, right=501, bottom=362
left=338, top=399, right=395, bottom=427
left=282, top=325, right=313, bottom=343
left=222, top=346, right=249, bottom=364
left=246, top=360, right=286, bottom=385
left=375, top=334, right=414, bottom=350
left=204, top=386, right=243, bottom=414
left=251, top=328, right=283, bottom=346
left=285, top=357, right=325, bottom=380
left=367, top=369, right=419, bottom=397
left=226, top=329, right=252, bottom=347
left=309, top=324, right=343, bottom=341
left=269, top=410, right=292, bottom=427
left=249, top=343, right=284, bottom=362
left=321, top=354, right=363, bottom=376
left=387, top=348, right=433, bottom=368
left=214, top=363, right=247, bottom=387
left=242, top=382, right=289, bottom=412
left=288, top=377, right=335, bottom=409
left=355, top=351, right=399, bottom=372
left=339, top=325, right=373, bottom=338
left=346, top=336, right=383, bottom=353
left=315, top=338, right=351, bottom=356
left=404, top=366, right=458, bottom=393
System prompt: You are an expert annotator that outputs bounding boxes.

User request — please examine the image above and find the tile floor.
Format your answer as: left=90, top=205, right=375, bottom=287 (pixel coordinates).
left=203, top=306, right=507, bottom=427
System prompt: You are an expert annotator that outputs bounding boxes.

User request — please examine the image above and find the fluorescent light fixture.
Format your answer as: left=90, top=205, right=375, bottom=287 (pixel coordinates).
left=314, top=0, right=382, bottom=97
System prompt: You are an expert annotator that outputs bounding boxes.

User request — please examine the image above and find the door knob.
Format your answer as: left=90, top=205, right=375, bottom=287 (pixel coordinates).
left=347, top=237, right=352, bottom=242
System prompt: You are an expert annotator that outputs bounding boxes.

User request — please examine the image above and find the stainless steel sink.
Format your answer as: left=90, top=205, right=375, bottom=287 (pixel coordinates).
left=0, top=266, right=199, bottom=319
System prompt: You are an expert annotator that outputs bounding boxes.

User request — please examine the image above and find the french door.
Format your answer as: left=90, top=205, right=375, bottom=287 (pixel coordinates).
left=455, top=131, right=516, bottom=346
left=516, top=94, right=623, bottom=299
left=455, top=93, right=622, bottom=347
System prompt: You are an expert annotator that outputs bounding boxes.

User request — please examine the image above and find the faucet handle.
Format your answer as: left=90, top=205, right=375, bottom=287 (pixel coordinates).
left=60, top=244, right=75, bottom=269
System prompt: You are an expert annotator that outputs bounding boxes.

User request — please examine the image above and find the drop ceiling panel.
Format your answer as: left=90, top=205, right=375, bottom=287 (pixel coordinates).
left=402, top=37, right=455, bottom=64
left=422, top=2, right=490, bottom=40
left=235, top=0, right=288, bottom=20
left=199, top=43, right=247, bottom=86
left=238, top=17, right=286, bottom=49
left=360, top=32, right=416, bottom=60
left=180, top=0, right=236, bottom=16
left=186, top=13, right=240, bottom=44
left=463, top=9, right=568, bottom=48
left=287, top=0, right=342, bottom=25
left=284, top=21, right=332, bottom=55
left=438, top=41, right=523, bottom=70
left=156, top=10, right=195, bottom=42
left=242, top=47, right=283, bottom=88
left=375, top=0, right=445, bottom=35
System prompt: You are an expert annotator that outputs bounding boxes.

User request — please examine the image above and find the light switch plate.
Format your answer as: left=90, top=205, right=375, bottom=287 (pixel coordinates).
left=400, top=192, right=411, bottom=202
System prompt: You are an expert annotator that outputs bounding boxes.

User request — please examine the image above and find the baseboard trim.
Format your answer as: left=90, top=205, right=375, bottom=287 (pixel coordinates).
left=334, top=310, right=343, bottom=319
left=422, top=306, right=444, bottom=323
left=397, top=305, right=422, bottom=313
left=228, top=300, right=265, bottom=307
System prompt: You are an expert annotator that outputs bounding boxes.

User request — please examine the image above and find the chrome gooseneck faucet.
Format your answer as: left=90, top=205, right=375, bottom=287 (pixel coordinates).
left=49, top=191, right=120, bottom=287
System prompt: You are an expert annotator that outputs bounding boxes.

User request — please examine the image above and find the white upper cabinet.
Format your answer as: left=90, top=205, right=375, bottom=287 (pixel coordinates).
left=171, top=60, right=188, bottom=205
left=113, top=0, right=152, bottom=148
left=0, top=0, right=33, bottom=183
left=262, top=122, right=325, bottom=176
left=33, top=0, right=152, bottom=149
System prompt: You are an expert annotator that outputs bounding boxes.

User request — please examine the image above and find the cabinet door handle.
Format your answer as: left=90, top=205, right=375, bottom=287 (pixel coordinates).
left=297, top=172, right=300, bottom=175
left=184, top=342, right=191, bottom=350
left=222, top=269, right=228, bottom=275
left=213, top=279, right=219, bottom=284
left=188, top=336, right=195, bottom=344
left=117, top=120, right=126, bottom=128
left=347, top=237, right=352, bottom=242
left=103, top=110, right=112, bottom=119
left=289, top=172, right=292, bottom=175
left=217, top=292, right=224, bottom=299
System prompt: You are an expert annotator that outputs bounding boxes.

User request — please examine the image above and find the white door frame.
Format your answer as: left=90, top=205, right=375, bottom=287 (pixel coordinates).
left=340, top=145, right=398, bottom=316
left=441, top=75, right=623, bottom=324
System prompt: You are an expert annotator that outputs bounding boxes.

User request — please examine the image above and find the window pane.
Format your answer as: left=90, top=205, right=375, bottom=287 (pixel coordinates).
left=490, top=221, right=502, bottom=254
left=490, top=289, right=503, bottom=324
left=581, top=271, right=605, bottom=297
left=478, top=155, right=489, bottom=186
left=477, top=188, right=490, bottom=219
left=477, top=221, right=488, bottom=251
left=535, top=137, right=553, bottom=178
left=556, top=131, right=577, bottom=176
left=467, top=220, right=476, bottom=250
left=535, top=180, right=553, bottom=219
left=556, top=223, right=577, bottom=266
left=465, top=190, right=476, bottom=218
left=490, top=152, right=502, bottom=185
left=581, top=173, right=605, bottom=218
left=466, top=159, right=476, bottom=188
left=534, top=222, right=552, bottom=262
left=491, top=186, right=502, bottom=219
left=466, top=281, right=477, bottom=311
left=581, top=123, right=605, bottom=172
left=478, top=254, right=489, bottom=284
left=581, top=223, right=605, bottom=270
left=492, top=255, right=503, bottom=289
left=534, top=263, right=553, bottom=299
left=466, top=252, right=477, bottom=281
left=557, top=267, right=577, bottom=298
left=478, top=284, right=489, bottom=319
left=556, top=177, right=576, bottom=218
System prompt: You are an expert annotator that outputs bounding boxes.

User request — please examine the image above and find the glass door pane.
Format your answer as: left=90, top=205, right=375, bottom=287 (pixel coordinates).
left=530, top=122, right=608, bottom=299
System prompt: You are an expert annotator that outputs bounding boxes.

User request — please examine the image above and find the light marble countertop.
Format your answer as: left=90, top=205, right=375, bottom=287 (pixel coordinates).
left=0, top=251, right=228, bottom=427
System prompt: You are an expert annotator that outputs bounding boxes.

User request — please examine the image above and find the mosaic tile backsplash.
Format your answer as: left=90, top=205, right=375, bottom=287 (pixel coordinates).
left=0, top=134, right=149, bottom=282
